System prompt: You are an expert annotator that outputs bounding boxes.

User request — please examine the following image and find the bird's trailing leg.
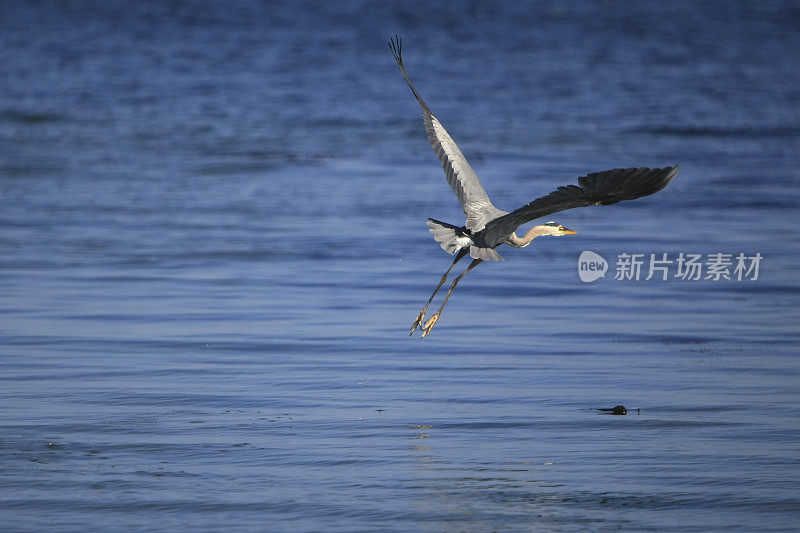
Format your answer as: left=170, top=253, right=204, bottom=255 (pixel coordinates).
left=410, top=249, right=468, bottom=335
left=421, top=258, right=483, bottom=338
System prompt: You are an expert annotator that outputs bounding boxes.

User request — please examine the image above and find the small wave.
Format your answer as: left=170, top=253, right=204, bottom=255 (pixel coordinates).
left=633, top=125, right=800, bottom=139
left=1, top=109, right=67, bottom=124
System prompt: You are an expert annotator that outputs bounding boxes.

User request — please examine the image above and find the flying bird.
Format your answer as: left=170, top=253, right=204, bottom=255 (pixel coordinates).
left=388, top=36, right=678, bottom=338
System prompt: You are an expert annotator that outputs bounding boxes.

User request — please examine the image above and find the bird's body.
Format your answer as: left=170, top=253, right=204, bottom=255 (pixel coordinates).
left=388, top=36, right=678, bottom=337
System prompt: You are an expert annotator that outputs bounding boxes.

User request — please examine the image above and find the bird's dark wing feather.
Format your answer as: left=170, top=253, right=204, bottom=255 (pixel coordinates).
left=477, top=166, right=679, bottom=248
left=388, top=36, right=506, bottom=231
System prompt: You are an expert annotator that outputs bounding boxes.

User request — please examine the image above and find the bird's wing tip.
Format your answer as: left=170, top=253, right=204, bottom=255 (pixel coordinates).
left=660, top=164, right=681, bottom=186
left=388, top=35, right=403, bottom=63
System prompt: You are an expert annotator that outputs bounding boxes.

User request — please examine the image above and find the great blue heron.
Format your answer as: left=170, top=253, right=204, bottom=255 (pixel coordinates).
left=388, top=36, right=678, bottom=338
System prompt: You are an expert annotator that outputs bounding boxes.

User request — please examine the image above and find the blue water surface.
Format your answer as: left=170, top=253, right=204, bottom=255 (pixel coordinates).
left=1, top=1, right=799, bottom=531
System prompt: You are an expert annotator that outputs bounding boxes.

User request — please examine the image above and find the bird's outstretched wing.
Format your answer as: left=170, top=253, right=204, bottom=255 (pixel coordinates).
left=476, top=166, right=680, bottom=248
left=388, top=36, right=506, bottom=231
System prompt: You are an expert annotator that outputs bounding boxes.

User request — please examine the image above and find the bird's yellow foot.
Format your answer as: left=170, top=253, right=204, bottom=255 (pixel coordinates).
left=420, top=314, right=439, bottom=338
left=410, top=309, right=426, bottom=335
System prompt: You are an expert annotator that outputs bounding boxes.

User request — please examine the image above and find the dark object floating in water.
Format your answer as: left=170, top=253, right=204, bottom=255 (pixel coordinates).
left=597, top=405, right=630, bottom=415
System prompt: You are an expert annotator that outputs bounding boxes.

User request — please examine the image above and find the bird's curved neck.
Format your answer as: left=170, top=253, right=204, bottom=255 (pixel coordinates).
left=507, top=226, right=550, bottom=248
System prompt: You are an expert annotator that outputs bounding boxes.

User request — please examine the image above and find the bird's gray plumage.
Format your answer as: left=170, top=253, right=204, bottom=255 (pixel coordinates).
left=389, top=35, right=679, bottom=337
left=473, top=166, right=680, bottom=250
left=388, top=37, right=506, bottom=233
left=389, top=36, right=678, bottom=263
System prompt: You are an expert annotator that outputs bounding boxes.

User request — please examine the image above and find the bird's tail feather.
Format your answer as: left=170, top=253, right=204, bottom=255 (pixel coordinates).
left=427, top=219, right=503, bottom=261
left=427, top=219, right=463, bottom=254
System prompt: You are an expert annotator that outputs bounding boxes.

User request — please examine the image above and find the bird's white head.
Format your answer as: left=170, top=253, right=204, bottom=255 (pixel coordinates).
left=538, top=221, right=577, bottom=237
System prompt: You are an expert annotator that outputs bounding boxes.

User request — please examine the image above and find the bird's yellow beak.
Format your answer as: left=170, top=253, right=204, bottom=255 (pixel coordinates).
left=560, top=226, right=577, bottom=235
